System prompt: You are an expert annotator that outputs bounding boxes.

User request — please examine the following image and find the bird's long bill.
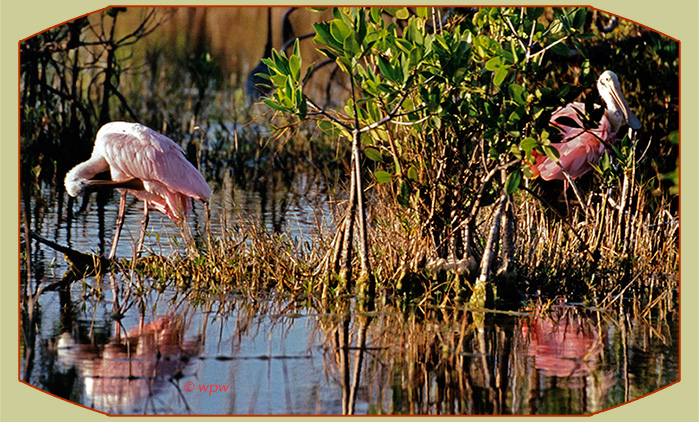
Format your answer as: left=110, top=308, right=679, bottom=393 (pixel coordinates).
left=86, top=177, right=145, bottom=193
left=609, top=83, right=642, bottom=130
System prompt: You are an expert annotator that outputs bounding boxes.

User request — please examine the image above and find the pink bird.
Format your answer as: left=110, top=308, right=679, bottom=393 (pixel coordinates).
left=530, top=70, right=641, bottom=183
left=65, top=122, right=211, bottom=259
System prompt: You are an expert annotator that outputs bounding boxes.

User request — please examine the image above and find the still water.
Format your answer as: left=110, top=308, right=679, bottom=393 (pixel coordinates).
left=20, top=180, right=679, bottom=415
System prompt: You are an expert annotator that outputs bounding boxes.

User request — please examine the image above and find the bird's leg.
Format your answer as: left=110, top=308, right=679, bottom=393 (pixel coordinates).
left=108, top=192, right=127, bottom=260
left=135, top=201, right=149, bottom=259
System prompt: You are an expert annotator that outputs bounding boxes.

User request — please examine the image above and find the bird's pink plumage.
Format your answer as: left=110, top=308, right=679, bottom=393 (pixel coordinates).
left=95, top=122, right=211, bottom=222
left=530, top=102, right=615, bottom=182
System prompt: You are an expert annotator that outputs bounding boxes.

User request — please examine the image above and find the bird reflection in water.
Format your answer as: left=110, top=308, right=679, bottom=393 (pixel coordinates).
left=56, top=316, right=201, bottom=414
left=520, top=308, right=615, bottom=397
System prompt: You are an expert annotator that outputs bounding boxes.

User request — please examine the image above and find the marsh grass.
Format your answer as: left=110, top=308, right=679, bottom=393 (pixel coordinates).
left=21, top=6, right=677, bottom=317
left=116, top=160, right=677, bottom=318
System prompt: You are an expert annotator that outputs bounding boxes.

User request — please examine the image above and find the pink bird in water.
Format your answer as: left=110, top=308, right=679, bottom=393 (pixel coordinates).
left=530, top=70, right=641, bottom=183
left=65, top=122, right=211, bottom=259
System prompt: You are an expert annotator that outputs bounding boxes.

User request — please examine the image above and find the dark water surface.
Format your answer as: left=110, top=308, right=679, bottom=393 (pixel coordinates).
left=20, top=183, right=679, bottom=415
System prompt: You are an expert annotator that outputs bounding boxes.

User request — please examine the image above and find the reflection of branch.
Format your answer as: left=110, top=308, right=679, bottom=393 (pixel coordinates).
left=28, top=229, right=80, bottom=258
left=348, top=317, right=369, bottom=414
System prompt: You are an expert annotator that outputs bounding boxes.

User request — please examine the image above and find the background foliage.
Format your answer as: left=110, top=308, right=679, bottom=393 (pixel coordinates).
left=262, top=7, right=678, bottom=303
left=20, top=7, right=678, bottom=305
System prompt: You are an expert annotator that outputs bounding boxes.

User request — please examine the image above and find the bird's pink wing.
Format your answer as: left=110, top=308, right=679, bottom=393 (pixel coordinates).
left=550, top=102, right=615, bottom=144
left=530, top=101, right=616, bottom=181
left=534, top=136, right=606, bottom=181
left=98, top=123, right=211, bottom=200
left=550, top=102, right=586, bottom=140
left=96, top=122, right=211, bottom=221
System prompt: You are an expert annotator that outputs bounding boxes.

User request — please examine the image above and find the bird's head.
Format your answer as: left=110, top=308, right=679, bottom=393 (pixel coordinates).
left=597, top=70, right=641, bottom=132
left=64, top=168, right=90, bottom=197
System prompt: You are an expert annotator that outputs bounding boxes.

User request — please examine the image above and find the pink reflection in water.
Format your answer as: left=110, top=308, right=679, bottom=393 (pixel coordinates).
left=56, top=316, right=201, bottom=413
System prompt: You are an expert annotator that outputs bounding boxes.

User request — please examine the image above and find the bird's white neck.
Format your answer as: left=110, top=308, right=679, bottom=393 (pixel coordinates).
left=64, top=155, right=109, bottom=197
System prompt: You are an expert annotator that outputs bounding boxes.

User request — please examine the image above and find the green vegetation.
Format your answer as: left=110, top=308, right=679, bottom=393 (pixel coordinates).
left=18, top=10, right=680, bottom=414
left=259, top=7, right=678, bottom=308
left=20, top=7, right=678, bottom=313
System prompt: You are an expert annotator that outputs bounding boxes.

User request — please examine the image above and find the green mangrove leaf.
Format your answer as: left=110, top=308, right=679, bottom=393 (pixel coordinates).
left=336, top=56, right=352, bottom=75
left=523, top=164, right=536, bottom=179
left=551, top=39, right=570, bottom=56
left=405, top=18, right=423, bottom=44
left=509, top=84, right=527, bottom=106
left=505, top=170, right=521, bottom=194
left=344, top=33, right=361, bottom=57
left=395, top=8, right=410, bottom=19
left=378, top=55, right=397, bottom=83
left=407, top=166, right=418, bottom=182
left=384, top=7, right=410, bottom=19
left=365, top=147, right=383, bottom=162
left=374, top=170, right=393, bottom=184
left=493, top=65, right=509, bottom=85
left=313, top=22, right=343, bottom=54
left=330, top=19, right=351, bottom=45
left=397, top=179, right=410, bottom=208
left=668, top=130, right=679, bottom=144
left=572, top=8, right=587, bottom=30
left=543, top=145, right=560, bottom=161
left=263, top=99, right=286, bottom=111
left=296, top=90, right=307, bottom=118
left=599, top=150, right=610, bottom=171
left=369, top=7, right=382, bottom=24
left=289, top=55, right=300, bottom=83
left=526, top=7, right=544, bottom=19
left=485, top=56, right=502, bottom=71
left=508, top=105, right=526, bottom=125
left=520, top=137, right=538, bottom=153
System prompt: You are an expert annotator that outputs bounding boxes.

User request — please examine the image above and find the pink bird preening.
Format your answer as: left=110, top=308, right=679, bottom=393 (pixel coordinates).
left=65, top=122, right=212, bottom=259
left=529, top=70, right=641, bottom=184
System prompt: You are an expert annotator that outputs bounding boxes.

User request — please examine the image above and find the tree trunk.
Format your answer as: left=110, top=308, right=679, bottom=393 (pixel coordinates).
left=496, top=169, right=516, bottom=279
left=470, top=192, right=507, bottom=307
left=352, top=130, right=373, bottom=297
left=338, top=154, right=357, bottom=290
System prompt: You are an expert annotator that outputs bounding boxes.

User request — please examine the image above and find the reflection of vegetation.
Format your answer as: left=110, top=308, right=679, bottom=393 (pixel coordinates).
left=318, top=300, right=678, bottom=415
left=21, top=264, right=678, bottom=415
